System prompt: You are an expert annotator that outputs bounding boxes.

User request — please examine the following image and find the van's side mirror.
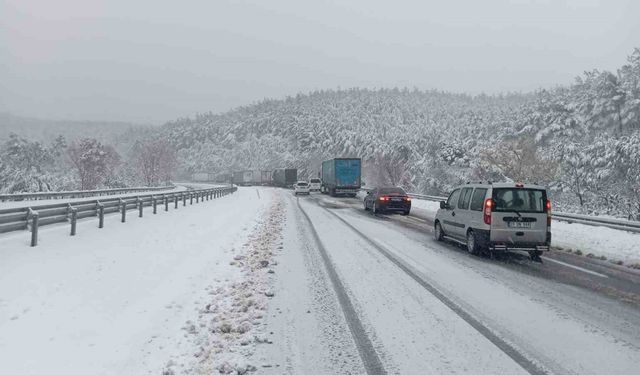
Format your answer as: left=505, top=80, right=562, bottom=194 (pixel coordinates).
left=440, top=201, right=448, bottom=209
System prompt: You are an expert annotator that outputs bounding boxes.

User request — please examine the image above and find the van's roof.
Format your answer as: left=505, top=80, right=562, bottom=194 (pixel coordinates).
left=456, top=182, right=547, bottom=190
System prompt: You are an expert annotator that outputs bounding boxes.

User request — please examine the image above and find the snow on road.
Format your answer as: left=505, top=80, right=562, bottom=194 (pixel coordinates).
left=297, top=197, right=529, bottom=374
left=254, top=193, right=365, bottom=374
left=324, top=201, right=640, bottom=375
left=2, top=187, right=639, bottom=375
left=0, top=186, right=276, bottom=375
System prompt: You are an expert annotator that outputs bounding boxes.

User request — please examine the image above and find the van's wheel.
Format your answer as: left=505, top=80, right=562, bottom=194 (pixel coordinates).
left=401, top=209, right=410, bottom=216
left=467, top=230, right=480, bottom=255
left=434, top=222, right=444, bottom=241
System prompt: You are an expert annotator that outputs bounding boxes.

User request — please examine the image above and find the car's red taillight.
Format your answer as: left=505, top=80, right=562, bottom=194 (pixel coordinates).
left=483, top=198, right=493, bottom=225
left=546, top=199, right=552, bottom=227
left=404, top=197, right=411, bottom=202
left=379, top=196, right=388, bottom=202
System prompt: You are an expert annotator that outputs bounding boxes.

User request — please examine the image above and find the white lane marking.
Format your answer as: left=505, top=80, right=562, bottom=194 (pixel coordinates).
left=543, top=257, right=608, bottom=278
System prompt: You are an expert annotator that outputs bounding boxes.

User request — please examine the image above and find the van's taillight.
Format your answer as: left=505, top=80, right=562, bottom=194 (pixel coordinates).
left=483, top=198, right=493, bottom=225
left=546, top=199, right=552, bottom=227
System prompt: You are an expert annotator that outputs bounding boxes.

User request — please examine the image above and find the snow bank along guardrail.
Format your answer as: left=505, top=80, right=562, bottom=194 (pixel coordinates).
left=0, top=185, right=178, bottom=202
left=0, top=185, right=237, bottom=247
left=361, top=189, right=640, bottom=234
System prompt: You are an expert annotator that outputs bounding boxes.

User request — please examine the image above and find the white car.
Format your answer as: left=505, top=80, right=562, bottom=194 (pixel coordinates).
left=294, top=181, right=310, bottom=195
left=309, top=178, right=321, bottom=192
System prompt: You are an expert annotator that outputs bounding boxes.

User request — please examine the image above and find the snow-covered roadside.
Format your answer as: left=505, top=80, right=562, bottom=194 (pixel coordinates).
left=0, top=186, right=273, bottom=375
left=166, top=190, right=286, bottom=374
left=551, top=222, right=640, bottom=265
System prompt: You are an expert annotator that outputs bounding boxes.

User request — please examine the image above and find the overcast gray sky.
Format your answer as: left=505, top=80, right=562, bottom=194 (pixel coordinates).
left=1, top=0, right=639, bottom=124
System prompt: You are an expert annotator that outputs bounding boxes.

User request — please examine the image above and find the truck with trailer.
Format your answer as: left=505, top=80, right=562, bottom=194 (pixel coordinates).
left=260, top=170, right=272, bottom=185
left=232, top=170, right=253, bottom=186
left=321, top=158, right=361, bottom=197
left=272, top=168, right=298, bottom=188
left=249, top=170, right=262, bottom=186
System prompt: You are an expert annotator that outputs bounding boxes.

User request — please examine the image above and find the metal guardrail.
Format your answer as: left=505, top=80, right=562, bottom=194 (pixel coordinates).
left=0, top=185, right=178, bottom=202
left=362, top=188, right=640, bottom=233
left=0, top=185, right=237, bottom=246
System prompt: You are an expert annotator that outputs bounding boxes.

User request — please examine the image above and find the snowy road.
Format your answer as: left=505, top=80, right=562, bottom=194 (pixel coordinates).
left=2, top=186, right=639, bottom=374
left=262, top=190, right=640, bottom=374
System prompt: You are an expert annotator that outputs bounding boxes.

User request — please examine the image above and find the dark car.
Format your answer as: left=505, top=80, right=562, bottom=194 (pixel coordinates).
left=363, top=187, right=411, bottom=215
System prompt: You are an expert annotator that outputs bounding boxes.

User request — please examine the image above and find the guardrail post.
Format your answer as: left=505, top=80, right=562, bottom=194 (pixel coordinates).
left=182, top=193, right=186, bottom=206
left=190, top=193, right=193, bottom=205
left=70, top=208, right=77, bottom=236
left=138, top=198, right=143, bottom=217
left=98, top=203, right=104, bottom=228
left=164, top=195, right=168, bottom=211
left=120, top=199, right=126, bottom=223
left=174, top=195, right=178, bottom=209
left=196, top=192, right=200, bottom=203
left=153, top=197, right=157, bottom=214
left=29, top=209, right=39, bottom=247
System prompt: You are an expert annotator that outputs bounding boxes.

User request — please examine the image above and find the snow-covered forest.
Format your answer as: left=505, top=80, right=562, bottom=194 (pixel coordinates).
left=0, top=126, right=176, bottom=193
left=164, top=49, right=640, bottom=219
left=2, top=49, right=639, bottom=218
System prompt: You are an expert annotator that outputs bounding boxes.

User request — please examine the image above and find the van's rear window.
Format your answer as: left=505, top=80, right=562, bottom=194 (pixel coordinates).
left=492, top=188, right=546, bottom=213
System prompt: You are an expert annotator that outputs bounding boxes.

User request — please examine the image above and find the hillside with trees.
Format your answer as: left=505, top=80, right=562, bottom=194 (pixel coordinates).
left=164, top=48, right=640, bottom=219
left=2, top=49, right=639, bottom=219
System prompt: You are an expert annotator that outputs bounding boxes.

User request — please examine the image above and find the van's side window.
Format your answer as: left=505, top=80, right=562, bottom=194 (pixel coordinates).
left=447, top=189, right=460, bottom=208
left=458, top=187, right=473, bottom=209
left=470, top=188, right=488, bottom=211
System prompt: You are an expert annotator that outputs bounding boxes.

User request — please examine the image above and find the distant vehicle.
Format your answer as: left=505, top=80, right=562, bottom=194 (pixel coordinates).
left=434, top=182, right=551, bottom=261
left=260, top=170, right=272, bottom=186
left=191, top=172, right=214, bottom=182
left=249, top=170, right=262, bottom=185
left=232, top=170, right=253, bottom=186
left=294, top=181, right=310, bottom=195
left=272, top=168, right=298, bottom=188
left=321, top=158, right=361, bottom=197
left=364, top=187, right=411, bottom=215
left=309, top=178, right=321, bottom=192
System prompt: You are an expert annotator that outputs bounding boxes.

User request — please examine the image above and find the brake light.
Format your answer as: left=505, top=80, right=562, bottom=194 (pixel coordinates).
left=515, top=182, right=524, bottom=188
left=546, top=199, right=552, bottom=227
left=379, top=196, right=388, bottom=202
left=405, top=197, right=411, bottom=202
left=483, top=198, right=493, bottom=225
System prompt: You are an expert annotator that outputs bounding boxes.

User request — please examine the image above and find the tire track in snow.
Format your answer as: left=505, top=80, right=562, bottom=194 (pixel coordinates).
left=296, top=198, right=388, bottom=375
left=322, top=206, right=550, bottom=375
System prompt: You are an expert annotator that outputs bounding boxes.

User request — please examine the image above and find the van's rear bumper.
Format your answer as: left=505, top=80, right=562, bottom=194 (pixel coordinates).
left=490, top=243, right=550, bottom=252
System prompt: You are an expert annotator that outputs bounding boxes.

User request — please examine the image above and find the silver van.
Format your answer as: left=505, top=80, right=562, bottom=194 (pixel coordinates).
left=434, top=182, right=551, bottom=260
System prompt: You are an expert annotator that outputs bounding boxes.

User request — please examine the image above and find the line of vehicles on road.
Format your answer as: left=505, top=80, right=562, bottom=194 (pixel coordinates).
left=230, top=157, right=363, bottom=196
left=229, top=157, right=552, bottom=261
